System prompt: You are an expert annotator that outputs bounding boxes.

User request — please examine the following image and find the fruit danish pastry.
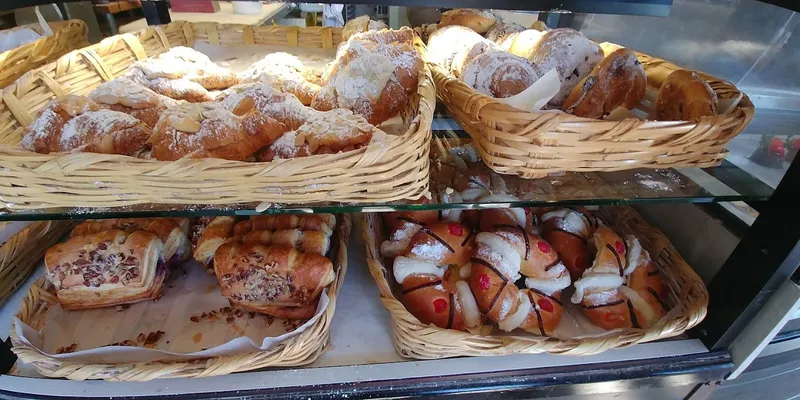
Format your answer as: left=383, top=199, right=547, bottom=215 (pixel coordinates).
left=539, top=208, right=598, bottom=280
left=392, top=221, right=480, bottom=330
left=149, top=102, right=288, bottom=161
left=89, top=78, right=180, bottom=128
left=21, top=95, right=152, bottom=156
left=71, top=218, right=190, bottom=263
left=214, top=240, right=335, bottom=319
left=571, top=226, right=668, bottom=329
left=468, top=223, right=570, bottom=335
left=44, top=229, right=168, bottom=310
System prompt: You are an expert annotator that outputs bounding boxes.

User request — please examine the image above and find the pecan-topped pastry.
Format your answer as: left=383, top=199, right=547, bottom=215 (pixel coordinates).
left=213, top=241, right=334, bottom=319
left=44, top=230, right=167, bottom=310
left=70, top=218, right=191, bottom=262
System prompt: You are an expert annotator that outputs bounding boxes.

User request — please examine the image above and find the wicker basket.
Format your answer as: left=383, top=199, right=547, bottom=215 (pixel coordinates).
left=0, top=220, right=75, bottom=304
left=0, top=20, right=89, bottom=89
left=427, top=45, right=754, bottom=179
left=363, top=207, right=708, bottom=359
left=0, top=22, right=434, bottom=210
left=10, top=214, right=351, bottom=381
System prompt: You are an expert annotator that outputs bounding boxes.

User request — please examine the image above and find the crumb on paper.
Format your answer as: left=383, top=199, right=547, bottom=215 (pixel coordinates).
left=144, top=331, right=165, bottom=346
left=207, top=284, right=217, bottom=293
left=255, top=202, right=272, bottom=212
left=115, top=304, right=131, bottom=312
left=193, top=333, right=203, bottom=343
left=56, top=343, right=77, bottom=354
left=137, top=333, right=146, bottom=343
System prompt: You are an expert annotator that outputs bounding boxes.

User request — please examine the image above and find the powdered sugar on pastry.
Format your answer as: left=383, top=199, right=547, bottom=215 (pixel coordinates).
left=460, top=50, right=543, bottom=98
left=239, top=52, right=320, bottom=105
left=60, top=110, right=141, bottom=150
left=334, top=52, right=394, bottom=108
left=90, top=78, right=178, bottom=109
left=217, top=83, right=311, bottom=129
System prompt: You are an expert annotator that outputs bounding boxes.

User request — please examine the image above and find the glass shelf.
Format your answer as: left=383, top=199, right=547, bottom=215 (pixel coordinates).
left=0, top=124, right=775, bottom=221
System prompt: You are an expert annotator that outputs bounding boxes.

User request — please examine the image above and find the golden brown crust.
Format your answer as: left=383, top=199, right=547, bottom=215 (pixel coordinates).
left=311, top=36, right=422, bottom=125
left=401, top=270, right=466, bottom=331
left=238, top=53, right=320, bottom=105
left=655, top=69, right=718, bottom=121
left=71, top=218, right=190, bottom=261
left=89, top=78, right=180, bottom=128
left=149, top=102, right=289, bottom=161
left=438, top=8, right=497, bottom=34
left=342, top=15, right=389, bottom=41
left=44, top=230, right=166, bottom=310
left=214, top=241, right=335, bottom=308
left=234, top=215, right=336, bottom=236
left=426, top=25, right=486, bottom=74
left=459, top=50, right=542, bottom=98
left=20, top=95, right=153, bottom=155
left=403, top=222, right=474, bottom=266
left=193, top=216, right=237, bottom=266
left=156, top=46, right=239, bottom=90
left=241, top=229, right=331, bottom=256
left=562, top=48, right=646, bottom=118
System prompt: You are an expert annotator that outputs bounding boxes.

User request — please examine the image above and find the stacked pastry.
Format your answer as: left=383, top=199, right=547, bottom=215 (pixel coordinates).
left=425, top=8, right=716, bottom=121
left=382, top=151, right=669, bottom=334
left=43, top=215, right=338, bottom=320
left=194, top=214, right=337, bottom=319
left=44, top=218, right=190, bottom=310
left=21, top=30, right=421, bottom=160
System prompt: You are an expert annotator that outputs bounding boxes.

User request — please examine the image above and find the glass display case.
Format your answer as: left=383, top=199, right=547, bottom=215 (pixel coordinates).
left=0, top=0, right=797, bottom=398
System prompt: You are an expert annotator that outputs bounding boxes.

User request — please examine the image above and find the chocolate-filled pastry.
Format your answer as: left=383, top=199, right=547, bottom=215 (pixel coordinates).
left=89, top=78, right=180, bottom=128
left=20, top=95, right=152, bottom=156
left=149, top=102, right=289, bottom=161
left=44, top=230, right=168, bottom=310
left=214, top=241, right=335, bottom=316
left=71, top=218, right=190, bottom=262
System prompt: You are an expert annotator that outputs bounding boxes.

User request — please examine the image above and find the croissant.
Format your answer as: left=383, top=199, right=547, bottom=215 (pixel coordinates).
left=214, top=241, right=335, bottom=316
left=238, top=52, right=321, bottom=105
left=241, top=229, right=331, bottom=256
left=193, top=216, right=238, bottom=267
left=149, top=102, right=289, bottom=161
left=234, top=214, right=336, bottom=236
left=44, top=230, right=168, bottom=310
left=89, top=78, right=180, bottom=128
left=21, top=95, right=152, bottom=156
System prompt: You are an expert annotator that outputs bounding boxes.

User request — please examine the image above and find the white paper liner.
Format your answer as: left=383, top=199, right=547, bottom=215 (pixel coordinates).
left=498, top=68, right=560, bottom=112
left=14, top=261, right=330, bottom=364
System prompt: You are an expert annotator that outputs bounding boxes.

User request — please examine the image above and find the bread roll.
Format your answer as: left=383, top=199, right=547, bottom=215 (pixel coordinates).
left=655, top=69, right=718, bottom=121
left=460, top=50, right=543, bottom=98
left=438, top=8, right=497, bottom=33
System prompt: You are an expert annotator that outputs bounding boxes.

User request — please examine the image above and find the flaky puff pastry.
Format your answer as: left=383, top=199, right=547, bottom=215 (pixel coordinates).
left=217, top=83, right=311, bottom=130
left=71, top=218, right=190, bottom=262
left=89, top=78, right=180, bottom=128
left=234, top=214, right=336, bottom=236
left=311, top=37, right=423, bottom=125
left=125, top=59, right=213, bottom=103
left=20, top=95, right=152, bottom=156
left=214, top=241, right=335, bottom=318
left=239, top=52, right=322, bottom=106
left=149, top=102, right=289, bottom=161
left=193, top=216, right=237, bottom=267
left=156, top=46, right=239, bottom=90
left=44, top=229, right=166, bottom=310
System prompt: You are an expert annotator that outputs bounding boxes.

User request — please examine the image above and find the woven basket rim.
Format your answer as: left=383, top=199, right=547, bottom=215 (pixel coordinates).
left=10, top=214, right=352, bottom=381
left=362, top=207, right=709, bottom=358
left=0, top=22, right=434, bottom=210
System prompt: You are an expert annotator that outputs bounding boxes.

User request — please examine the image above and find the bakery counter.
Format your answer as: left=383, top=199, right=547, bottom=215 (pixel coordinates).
left=0, top=218, right=731, bottom=398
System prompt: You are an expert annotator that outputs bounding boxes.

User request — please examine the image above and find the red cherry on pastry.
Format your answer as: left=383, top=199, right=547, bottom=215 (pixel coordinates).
left=792, top=137, right=800, bottom=149
left=477, top=273, right=491, bottom=290
left=537, top=298, right=553, bottom=313
left=769, top=138, right=786, bottom=156
left=433, top=298, right=448, bottom=313
left=615, top=241, right=625, bottom=254
left=448, top=223, right=464, bottom=236
left=537, top=241, right=551, bottom=253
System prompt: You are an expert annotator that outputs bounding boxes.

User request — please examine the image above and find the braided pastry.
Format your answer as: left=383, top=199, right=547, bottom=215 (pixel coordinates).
left=21, top=95, right=152, bottom=156
left=561, top=48, right=646, bottom=118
